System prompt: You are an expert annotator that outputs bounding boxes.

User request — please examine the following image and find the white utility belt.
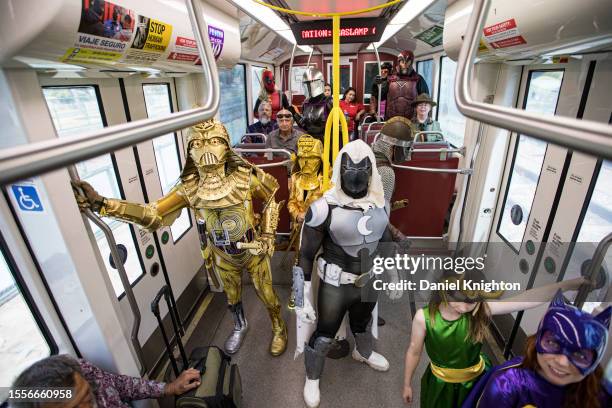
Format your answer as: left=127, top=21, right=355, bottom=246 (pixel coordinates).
left=316, top=257, right=373, bottom=287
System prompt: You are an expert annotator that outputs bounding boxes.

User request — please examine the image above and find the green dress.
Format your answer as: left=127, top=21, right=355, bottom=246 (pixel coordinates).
left=420, top=306, right=491, bottom=408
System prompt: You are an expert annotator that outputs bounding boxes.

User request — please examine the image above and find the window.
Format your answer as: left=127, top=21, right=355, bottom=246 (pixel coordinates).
left=497, top=70, right=564, bottom=250
left=327, top=64, right=351, bottom=96
left=42, top=86, right=144, bottom=297
left=416, top=59, right=434, bottom=98
left=142, top=84, right=192, bottom=242
left=437, top=56, right=467, bottom=147
left=562, top=160, right=612, bottom=310
left=251, top=65, right=266, bottom=106
left=218, top=64, right=248, bottom=145
left=0, top=240, right=53, bottom=394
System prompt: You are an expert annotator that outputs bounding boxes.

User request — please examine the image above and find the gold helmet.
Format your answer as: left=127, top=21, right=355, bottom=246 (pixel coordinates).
left=187, top=118, right=231, bottom=147
left=296, top=134, right=323, bottom=158
left=186, top=119, right=231, bottom=168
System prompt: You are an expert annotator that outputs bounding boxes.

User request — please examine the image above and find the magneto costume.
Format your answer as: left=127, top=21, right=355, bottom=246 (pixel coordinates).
left=462, top=292, right=611, bottom=408
left=83, top=119, right=287, bottom=357
left=254, top=69, right=289, bottom=121
left=386, top=50, right=429, bottom=121
left=293, top=140, right=394, bottom=408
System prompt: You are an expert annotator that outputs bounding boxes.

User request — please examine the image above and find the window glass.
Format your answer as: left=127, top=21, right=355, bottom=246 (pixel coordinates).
left=251, top=65, right=266, bottom=106
left=363, top=62, right=391, bottom=103
left=0, top=249, right=51, bottom=393
left=218, top=64, right=248, bottom=145
left=416, top=59, right=434, bottom=98
left=563, top=160, right=612, bottom=311
left=42, top=87, right=144, bottom=297
left=437, top=56, right=466, bottom=147
left=497, top=71, right=564, bottom=250
left=142, top=84, right=191, bottom=242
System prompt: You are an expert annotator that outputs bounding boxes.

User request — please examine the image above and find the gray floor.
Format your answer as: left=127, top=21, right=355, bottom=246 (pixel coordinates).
left=185, top=283, right=432, bottom=408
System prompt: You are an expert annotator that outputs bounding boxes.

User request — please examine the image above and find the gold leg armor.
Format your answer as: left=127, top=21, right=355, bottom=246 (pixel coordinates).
left=247, top=254, right=287, bottom=356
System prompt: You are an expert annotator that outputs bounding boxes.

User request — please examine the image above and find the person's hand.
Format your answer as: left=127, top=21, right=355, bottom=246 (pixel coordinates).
left=560, top=276, right=589, bottom=291
left=374, top=75, right=385, bottom=85
left=402, top=384, right=413, bottom=404
left=165, top=368, right=201, bottom=396
left=71, top=180, right=104, bottom=212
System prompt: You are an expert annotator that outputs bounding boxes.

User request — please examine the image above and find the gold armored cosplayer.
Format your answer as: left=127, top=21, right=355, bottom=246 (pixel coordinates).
left=73, top=119, right=287, bottom=356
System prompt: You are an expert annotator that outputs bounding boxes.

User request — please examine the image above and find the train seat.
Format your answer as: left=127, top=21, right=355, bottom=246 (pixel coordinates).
left=240, top=132, right=267, bottom=144
left=234, top=144, right=291, bottom=235
left=390, top=146, right=459, bottom=237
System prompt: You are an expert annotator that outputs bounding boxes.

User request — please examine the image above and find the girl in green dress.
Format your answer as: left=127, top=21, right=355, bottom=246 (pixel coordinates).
left=402, top=275, right=587, bottom=407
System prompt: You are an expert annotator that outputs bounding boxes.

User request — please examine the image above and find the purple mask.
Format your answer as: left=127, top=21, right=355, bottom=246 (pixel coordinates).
left=536, top=290, right=611, bottom=375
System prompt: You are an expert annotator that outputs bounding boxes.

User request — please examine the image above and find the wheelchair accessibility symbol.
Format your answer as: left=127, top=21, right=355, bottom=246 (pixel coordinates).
left=11, top=185, right=43, bottom=212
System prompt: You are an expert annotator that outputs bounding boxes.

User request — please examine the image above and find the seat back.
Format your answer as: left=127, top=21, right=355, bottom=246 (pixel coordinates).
left=390, top=153, right=458, bottom=237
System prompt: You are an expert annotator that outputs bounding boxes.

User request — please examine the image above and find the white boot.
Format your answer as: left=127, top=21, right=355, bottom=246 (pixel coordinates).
left=352, top=348, right=389, bottom=371
left=303, top=378, right=320, bottom=408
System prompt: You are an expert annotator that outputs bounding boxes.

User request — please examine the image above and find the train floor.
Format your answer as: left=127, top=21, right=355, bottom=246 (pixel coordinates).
left=183, top=284, right=430, bottom=408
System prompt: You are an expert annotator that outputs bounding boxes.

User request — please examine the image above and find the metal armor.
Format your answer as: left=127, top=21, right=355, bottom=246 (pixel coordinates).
left=300, top=95, right=332, bottom=138
left=385, top=73, right=419, bottom=120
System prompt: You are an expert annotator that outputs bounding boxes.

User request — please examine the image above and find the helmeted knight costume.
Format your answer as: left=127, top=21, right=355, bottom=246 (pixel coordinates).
left=385, top=50, right=429, bottom=121
left=73, top=119, right=287, bottom=357
left=292, top=67, right=333, bottom=140
left=292, top=140, right=395, bottom=408
left=254, top=69, right=289, bottom=121
left=372, top=116, right=414, bottom=241
left=462, top=291, right=611, bottom=407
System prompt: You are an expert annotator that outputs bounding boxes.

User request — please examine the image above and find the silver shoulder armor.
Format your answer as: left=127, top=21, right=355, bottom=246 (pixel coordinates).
left=305, top=197, right=329, bottom=227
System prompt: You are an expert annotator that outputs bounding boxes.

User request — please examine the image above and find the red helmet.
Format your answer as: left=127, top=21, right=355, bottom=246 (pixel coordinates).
left=396, top=50, right=414, bottom=76
left=262, top=69, right=275, bottom=93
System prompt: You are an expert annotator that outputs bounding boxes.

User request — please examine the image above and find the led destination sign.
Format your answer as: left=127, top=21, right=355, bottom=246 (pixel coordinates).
left=291, top=18, right=387, bottom=45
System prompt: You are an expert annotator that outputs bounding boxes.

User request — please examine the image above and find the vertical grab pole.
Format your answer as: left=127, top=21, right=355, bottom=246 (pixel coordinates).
left=372, top=43, right=382, bottom=122
left=287, top=43, right=297, bottom=107
left=332, top=15, right=341, bottom=163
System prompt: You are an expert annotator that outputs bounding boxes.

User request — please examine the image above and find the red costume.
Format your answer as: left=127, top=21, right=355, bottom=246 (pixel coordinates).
left=254, top=69, right=289, bottom=121
left=385, top=50, right=429, bottom=121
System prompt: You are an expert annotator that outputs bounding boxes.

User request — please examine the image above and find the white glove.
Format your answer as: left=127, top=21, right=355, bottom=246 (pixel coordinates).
left=386, top=268, right=403, bottom=301
left=296, top=281, right=316, bottom=324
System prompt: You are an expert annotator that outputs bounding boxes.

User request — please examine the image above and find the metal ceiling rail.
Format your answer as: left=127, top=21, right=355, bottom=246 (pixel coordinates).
left=0, top=0, right=220, bottom=185
left=455, top=0, right=612, bottom=160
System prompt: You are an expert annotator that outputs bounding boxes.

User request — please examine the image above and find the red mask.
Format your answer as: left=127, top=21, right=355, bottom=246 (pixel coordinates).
left=396, top=50, right=414, bottom=76
left=262, top=69, right=275, bottom=93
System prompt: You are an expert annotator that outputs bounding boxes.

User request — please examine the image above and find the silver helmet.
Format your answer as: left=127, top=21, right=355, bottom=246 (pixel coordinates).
left=302, top=67, right=325, bottom=99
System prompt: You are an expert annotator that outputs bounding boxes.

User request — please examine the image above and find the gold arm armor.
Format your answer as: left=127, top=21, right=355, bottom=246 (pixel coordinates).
left=100, top=187, right=188, bottom=233
left=250, top=168, right=281, bottom=236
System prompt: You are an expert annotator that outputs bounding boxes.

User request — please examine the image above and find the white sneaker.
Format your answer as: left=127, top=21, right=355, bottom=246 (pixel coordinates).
left=352, top=348, right=390, bottom=371
left=303, top=378, right=320, bottom=408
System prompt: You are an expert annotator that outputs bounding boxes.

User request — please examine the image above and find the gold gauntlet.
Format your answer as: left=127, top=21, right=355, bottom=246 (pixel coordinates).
left=260, top=200, right=281, bottom=236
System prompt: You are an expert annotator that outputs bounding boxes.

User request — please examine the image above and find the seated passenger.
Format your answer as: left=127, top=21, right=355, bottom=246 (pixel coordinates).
left=402, top=275, right=586, bottom=408
left=265, top=108, right=304, bottom=154
left=339, top=87, right=366, bottom=140
left=244, top=101, right=278, bottom=143
left=412, top=93, right=443, bottom=142
left=12, top=355, right=201, bottom=407
left=462, top=291, right=611, bottom=408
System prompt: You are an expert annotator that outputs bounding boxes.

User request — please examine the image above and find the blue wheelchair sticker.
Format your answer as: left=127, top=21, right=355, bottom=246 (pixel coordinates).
left=11, top=185, right=43, bottom=212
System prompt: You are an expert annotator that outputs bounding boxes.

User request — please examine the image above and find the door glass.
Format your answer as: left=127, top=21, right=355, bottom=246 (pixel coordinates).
left=416, top=59, right=434, bottom=99
left=437, top=56, right=466, bottom=147
left=497, top=71, right=564, bottom=251
left=219, top=64, right=248, bottom=145
left=563, top=160, right=612, bottom=311
left=0, top=248, right=51, bottom=394
left=142, top=84, right=191, bottom=242
left=328, top=65, right=351, bottom=96
left=42, top=86, right=144, bottom=297
left=251, top=65, right=266, bottom=106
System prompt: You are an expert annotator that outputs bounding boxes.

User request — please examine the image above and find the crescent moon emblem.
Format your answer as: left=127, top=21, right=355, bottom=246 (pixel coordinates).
left=357, top=215, right=373, bottom=236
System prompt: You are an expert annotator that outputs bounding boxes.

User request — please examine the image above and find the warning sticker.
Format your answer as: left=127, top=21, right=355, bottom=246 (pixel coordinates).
left=123, top=16, right=172, bottom=64
left=62, top=0, right=135, bottom=64
left=483, top=18, right=526, bottom=49
left=167, top=36, right=199, bottom=63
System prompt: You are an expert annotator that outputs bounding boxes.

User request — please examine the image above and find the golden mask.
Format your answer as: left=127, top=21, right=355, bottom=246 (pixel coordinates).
left=187, top=119, right=231, bottom=166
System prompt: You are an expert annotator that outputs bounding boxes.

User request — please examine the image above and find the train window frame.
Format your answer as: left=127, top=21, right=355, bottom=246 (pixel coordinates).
left=251, top=65, right=267, bottom=107
left=0, top=231, right=57, bottom=394
left=416, top=58, right=435, bottom=101
left=495, top=69, right=565, bottom=253
left=41, top=85, right=147, bottom=299
left=218, top=63, right=249, bottom=145
left=141, top=82, right=193, bottom=244
left=363, top=60, right=393, bottom=103
left=436, top=56, right=467, bottom=148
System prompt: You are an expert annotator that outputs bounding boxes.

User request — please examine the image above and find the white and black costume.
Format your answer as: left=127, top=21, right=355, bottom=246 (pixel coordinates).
left=292, top=140, right=394, bottom=408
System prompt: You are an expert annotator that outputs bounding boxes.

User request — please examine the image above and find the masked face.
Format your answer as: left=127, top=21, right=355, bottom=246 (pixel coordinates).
left=262, top=70, right=275, bottom=93
left=340, top=153, right=372, bottom=199
left=392, top=145, right=410, bottom=164
left=397, top=51, right=414, bottom=76
left=189, top=137, right=228, bottom=167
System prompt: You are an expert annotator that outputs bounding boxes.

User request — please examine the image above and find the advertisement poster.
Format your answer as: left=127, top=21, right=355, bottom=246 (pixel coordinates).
left=167, top=36, right=199, bottom=63
left=194, top=25, right=225, bottom=65
left=483, top=19, right=527, bottom=49
left=62, top=0, right=135, bottom=64
left=122, top=15, right=173, bottom=64
left=415, top=25, right=443, bottom=47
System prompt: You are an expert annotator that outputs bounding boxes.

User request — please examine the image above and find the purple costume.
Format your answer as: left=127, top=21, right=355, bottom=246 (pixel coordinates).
left=463, top=292, right=611, bottom=407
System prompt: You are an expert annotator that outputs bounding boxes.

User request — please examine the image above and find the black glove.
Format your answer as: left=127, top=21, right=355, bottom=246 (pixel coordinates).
left=374, top=75, right=385, bottom=85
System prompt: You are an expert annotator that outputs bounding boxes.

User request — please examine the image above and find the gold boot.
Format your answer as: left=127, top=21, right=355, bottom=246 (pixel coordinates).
left=269, top=306, right=288, bottom=356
